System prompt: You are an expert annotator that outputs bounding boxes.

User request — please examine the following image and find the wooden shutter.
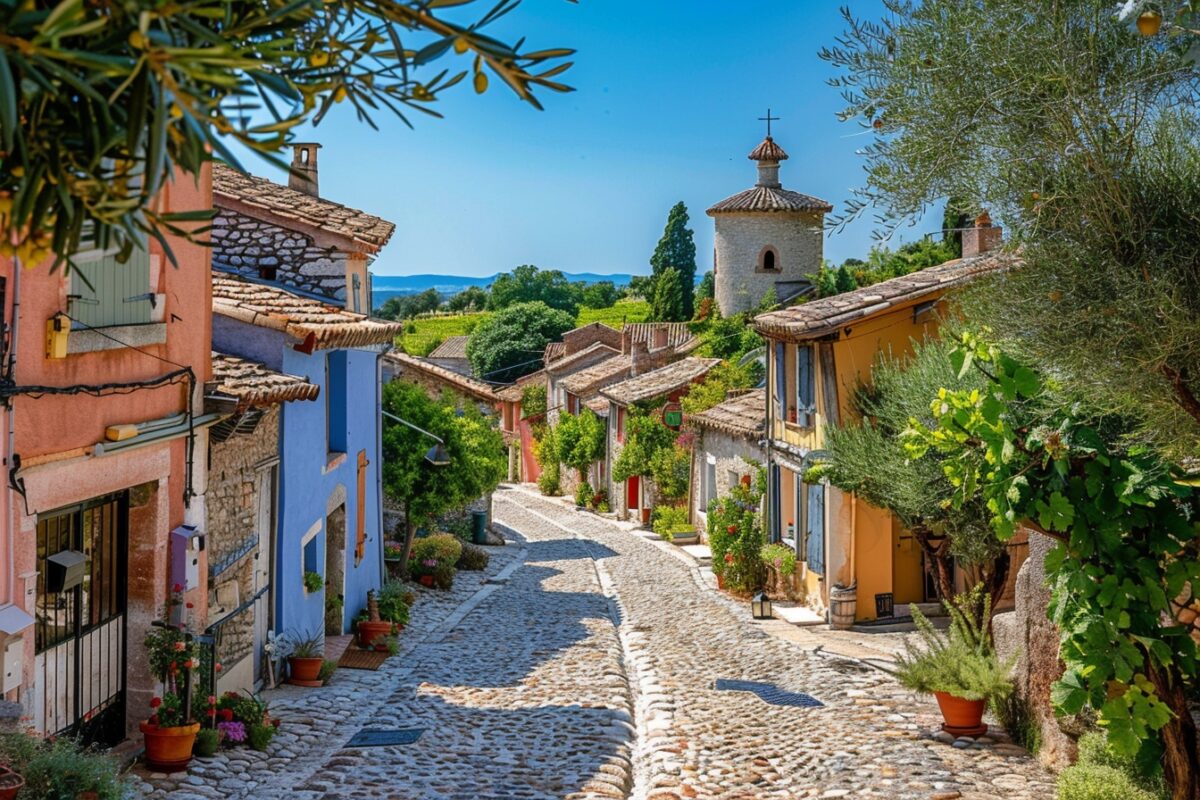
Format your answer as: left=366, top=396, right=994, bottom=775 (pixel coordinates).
left=806, top=482, right=825, bottom=575
left=355, top=450, right=368, bottom=564
left=773, top=342, right=786, bottom=420
left=769, top=464, right=782, bottom=543
left=70, top=248, right=152, bottom=328
left=796, top=345, right=815, bottom=427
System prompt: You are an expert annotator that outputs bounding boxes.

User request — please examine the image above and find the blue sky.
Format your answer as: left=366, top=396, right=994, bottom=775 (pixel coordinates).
left=259, top=0, right=941, bottom=279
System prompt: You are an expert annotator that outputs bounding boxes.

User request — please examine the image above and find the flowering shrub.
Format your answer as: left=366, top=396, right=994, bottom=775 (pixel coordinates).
left=143, top=585, right=200, bottom=728
left=409, top=534, right=462, bottom=589
left=217, top=721, right=247, bottom=744
left=760, top=543, right=797, bottom=578
left=707, top=469, right=766, bottom=593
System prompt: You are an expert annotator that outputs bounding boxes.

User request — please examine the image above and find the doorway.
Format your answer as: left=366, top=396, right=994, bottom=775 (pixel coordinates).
left=252, top=464, right=277, bottom=687
left=35, top=492, right=128, bottom=747
left=324, top=503, right=346, bottom=635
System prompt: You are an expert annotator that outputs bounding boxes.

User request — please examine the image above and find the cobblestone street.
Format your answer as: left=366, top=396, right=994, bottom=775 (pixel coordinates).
left=134, top=484, right=1055, bottom=800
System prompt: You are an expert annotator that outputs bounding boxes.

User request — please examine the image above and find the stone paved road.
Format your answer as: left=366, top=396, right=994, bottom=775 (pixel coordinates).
left=134, top=484, right=1055, bottom=800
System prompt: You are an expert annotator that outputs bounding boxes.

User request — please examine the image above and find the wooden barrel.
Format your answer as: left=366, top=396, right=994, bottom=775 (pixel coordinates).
left=829, top=584, right=857, bottom=630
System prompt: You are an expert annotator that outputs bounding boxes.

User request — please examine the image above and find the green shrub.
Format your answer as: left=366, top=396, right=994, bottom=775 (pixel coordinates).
left=1074, top=732, right=1164, bottom=797
left=410, top=533, right=462, bottom=589
left=990, top=693, right=1041, bottom=755
left=376, top=579, right=413, bottom=625
left=458, top=543, right=490, bottom=571
left=893, top=590, right=1014, bottom=703
left=0, top=734, right=129, bottom=799
left=707, top=470, right=766, bottom=593
left=760, top=543, right=797, bottom=577
left=534, top=424, right=561, bottom=495
left=318, top=659, right=338, bottom=684
left=575, top=480, right=593, bottom=507
left=247, top=722, right=276, bottom=752
left=651, top=505, right=692, bottom=541
left=303, top=570, right=323, bottom=593
left=1056, top=763, right=1159, bottom=800
left=194, top=727, right=221, bottom=757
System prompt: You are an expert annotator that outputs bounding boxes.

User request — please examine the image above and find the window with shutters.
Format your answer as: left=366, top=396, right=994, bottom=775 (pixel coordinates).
left=773, top=341, right=786, bottom=422
left=795, top=345, right=816, bottom=427
left=805, top=482, right=826, bottom=575
left=68, top=235, right=154, bottom=329
left=703, top=457, right=717, bottom=509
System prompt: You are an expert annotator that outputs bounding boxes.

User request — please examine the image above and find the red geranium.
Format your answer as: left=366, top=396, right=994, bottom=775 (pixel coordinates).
left=149, top=696, right=162, bottom=708
left=220, top=709, right=234, bottom=722
left=726, top=524, right=737, bottom=534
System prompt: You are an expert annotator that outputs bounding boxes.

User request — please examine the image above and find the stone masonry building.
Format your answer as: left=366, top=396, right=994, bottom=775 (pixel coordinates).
left=687, top=389, right=766, bottom=539
left=707, top=134, right=832, bottom=316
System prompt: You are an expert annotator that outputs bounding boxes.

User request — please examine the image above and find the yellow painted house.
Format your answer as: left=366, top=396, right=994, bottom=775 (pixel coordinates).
left=751, top=224, right=1011, bottom=622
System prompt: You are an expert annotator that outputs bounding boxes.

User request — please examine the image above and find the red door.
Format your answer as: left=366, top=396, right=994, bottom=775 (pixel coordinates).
left=626, top=476, right=640, bottom=509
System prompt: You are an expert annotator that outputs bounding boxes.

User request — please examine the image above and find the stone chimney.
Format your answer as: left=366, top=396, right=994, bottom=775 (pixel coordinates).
left=962, top=211, right=1002, bottom=258
left=652, top=326, right=668, bottom=350
left=289, top=143, right=321, bottom=197
left=630, top=340, right=648, bottom=377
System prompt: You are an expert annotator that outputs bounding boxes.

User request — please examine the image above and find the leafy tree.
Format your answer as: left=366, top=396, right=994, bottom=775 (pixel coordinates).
left=680, top=361, right=754, bottom=417
left=612, top=410, right=676, bottom=484
left=377, top=288, right=442, bottom=321
left=700, top=311, right=763, bottom=365
left=466, top=301, right=574, bottom=382
left=0, top=0, right=574, bottom=267
left=382, top=381, right=505, bottom=574
left=447, top=286, right=489, bottom=313
left=649, top=266, right=685, bottom=322
left=649, top=202, right=697, bottom=318
left=819, top=337, right=1007, bottom=613
left=822, top=0, right=1200, bottom=458
left=580, top=281, right=619, bottom=309
left=649, top=441, right=690, bottom=504
left=554, top=409, right=606, bottom=476
left=533, top=423, right=561, bottom=496
left=833, top=265, right=857, bottom=294
left=488, top=265, right=580, bottom=317
left=626, top=275, right=655, bottom=300
left=695, top=270, right=715, bottom=304
left=905, top=332, right=1200, bottom=798
left=520, top=383, right=547, bottom=419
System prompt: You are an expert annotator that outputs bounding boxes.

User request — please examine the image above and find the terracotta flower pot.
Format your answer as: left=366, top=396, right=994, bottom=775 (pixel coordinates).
left=287, top=656, right=324, bottom=687
left=357, top=620, right=393, bottom=650
left=418, top=575, right=435, bottom=588
left=933, top=691, right=988, bottom=737
left=140, top=720, right=201, bottom=772
left=0, top=766, right=24, bottom=800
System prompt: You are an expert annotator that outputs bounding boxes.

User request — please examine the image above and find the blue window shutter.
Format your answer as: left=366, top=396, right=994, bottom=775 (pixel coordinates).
left=770, top=464, right=782, bottom=543
left=774, top=342, right=786, bottom=420
left=797, top=345, right=815, bottom=427
left=806, top=482, right=825, bottom=574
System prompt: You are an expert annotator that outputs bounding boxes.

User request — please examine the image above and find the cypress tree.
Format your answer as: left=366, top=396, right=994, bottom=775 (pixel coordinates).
left=649, top=267, right=685, bottom=322
left=649, top=202, right=697, bottom=318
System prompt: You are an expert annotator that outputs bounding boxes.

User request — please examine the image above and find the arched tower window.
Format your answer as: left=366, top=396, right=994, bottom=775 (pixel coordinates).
left=757, top=245, right=780, bottom=273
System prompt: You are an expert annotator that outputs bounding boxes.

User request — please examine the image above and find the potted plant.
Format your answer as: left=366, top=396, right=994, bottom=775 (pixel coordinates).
left=0, top=765, right=23, bottom=800
left=283, top=629, right=324, bottom=686
left=383, top=540, right=405, bottom=578
left=892, top=589, right=1015, bottom=737
left=302, top=570, right=323, bottom=593
left=356, top=590, right=394, bottom=651
left=141, top=588, right=202, bottom=772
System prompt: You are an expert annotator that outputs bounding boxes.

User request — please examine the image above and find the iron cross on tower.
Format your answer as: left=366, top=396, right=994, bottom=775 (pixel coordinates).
left=759, top=108, right=780, bottom=137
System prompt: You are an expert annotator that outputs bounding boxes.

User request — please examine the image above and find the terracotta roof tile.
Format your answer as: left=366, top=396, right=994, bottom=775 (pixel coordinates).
left=623, top=322, right=701, bottom=353
left=212, top=162, right=395, bottom=251
left=748, top=136, right=789, bottom=162
left=707, top=186, right=833, bottom=215
left=560, top=354, right=633, bottom=396
left=689, top=389, right=766, bottom=439
left=753, top=251, right=1017, bottom=341
left=497, top=370, right=546, bottom=402
left=545, top=342, right=620, bottom=376
left=212, top=274, right=405, bottom=350
left=543, top=341, right=567, bottom=364
left=383, top=351, right=498, bottom=403
left=210, top=352, right=320, bottom=410
left=585, top=396, right=611, bottom=416
left=600, top=357, right=721, bottom=405
left=428, top=335, right=470, bottom=360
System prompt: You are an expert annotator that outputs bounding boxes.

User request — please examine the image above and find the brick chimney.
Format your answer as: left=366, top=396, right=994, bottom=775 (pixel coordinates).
left=962, top=211, right=1002, bottom=258
left=289, top=143, right=321, bottom=197
left=630, top=340, right=648, bottom=376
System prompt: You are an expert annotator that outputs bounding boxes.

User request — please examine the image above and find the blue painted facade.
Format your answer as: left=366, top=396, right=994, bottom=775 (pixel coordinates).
left=213, top=314, right=385, bottom=638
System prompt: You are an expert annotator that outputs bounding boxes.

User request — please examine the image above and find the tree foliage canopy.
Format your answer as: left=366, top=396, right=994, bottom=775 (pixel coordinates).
left=649, top=202, right=697, bottom=319
left=904, top=331, right=1200, bottom=797
left=0, top=0, right=574, bottom=267
left=554, top=408, right=606, bottom=474
left=822, top=0, right=1200, bottom=457
left=612, top=409, right=675, bottom=483
left=648, top=266, right=685, bottom=323
left=487, top=265, right=580, bottom=317
left=466, top=300, right=574, bottom=382
left=447, top=286, right=489, bottom=312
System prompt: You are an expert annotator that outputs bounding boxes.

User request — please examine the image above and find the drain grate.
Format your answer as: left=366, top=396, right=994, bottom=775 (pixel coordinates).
left=345, top=728, right=425, bottom=748
left=714, top=679, right=823, bottom=708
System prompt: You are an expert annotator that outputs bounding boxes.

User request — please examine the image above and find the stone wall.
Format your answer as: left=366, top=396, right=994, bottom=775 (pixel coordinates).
left=714, top=210, right=823, bottom=316
left=992, top=531, right=1077, bottom=769
left=212, top=207, right=350, bottom=302
left=690, top=428, right=762, bottom=540
left=205, top=407, right=280, bottom=679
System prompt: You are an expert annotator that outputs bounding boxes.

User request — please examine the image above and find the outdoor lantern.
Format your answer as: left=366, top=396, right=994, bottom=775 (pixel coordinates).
left=751, top=591, right=773, bottom=620
left=424, top=443, right=452, bottom=467
left=46, top=550, right=86, bottom=594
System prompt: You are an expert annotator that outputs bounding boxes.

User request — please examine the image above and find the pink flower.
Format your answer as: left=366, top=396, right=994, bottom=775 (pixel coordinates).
left=207, top=695, right=216, bottom=706
left=173, top=641, right=187, bottom=652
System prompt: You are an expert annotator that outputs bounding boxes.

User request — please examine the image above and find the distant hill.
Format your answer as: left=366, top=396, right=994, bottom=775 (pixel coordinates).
left=371, top=272, right=638, bottom=306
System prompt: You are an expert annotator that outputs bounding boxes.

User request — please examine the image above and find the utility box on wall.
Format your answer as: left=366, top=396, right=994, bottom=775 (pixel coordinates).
left=170, top=525, right=206, bottom=593
left=2, top=638, right=22, bottom=694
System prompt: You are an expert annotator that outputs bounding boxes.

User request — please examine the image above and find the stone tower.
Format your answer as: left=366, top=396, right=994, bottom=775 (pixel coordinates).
left=707, top=135, right=832, bottom=316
